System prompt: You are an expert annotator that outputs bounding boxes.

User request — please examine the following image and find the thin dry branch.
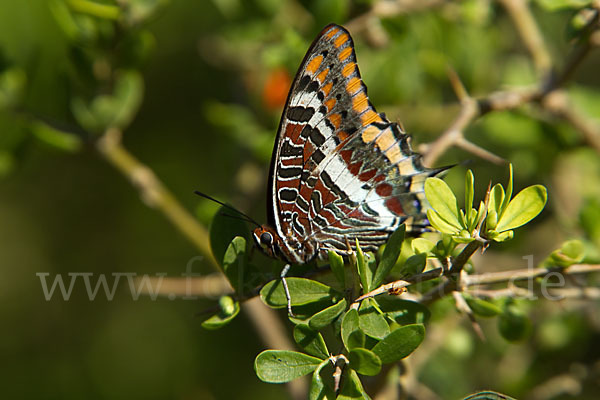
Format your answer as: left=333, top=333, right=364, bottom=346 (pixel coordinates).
left=423, top=5, right=600, bottom=166
left=498, top=0, right=552, bottom=75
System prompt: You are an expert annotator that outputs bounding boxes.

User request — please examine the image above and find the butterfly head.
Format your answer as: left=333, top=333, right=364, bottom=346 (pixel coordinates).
left=252, top=225, right=320, bottom=264
left=252, top=226, right=281, bottom=259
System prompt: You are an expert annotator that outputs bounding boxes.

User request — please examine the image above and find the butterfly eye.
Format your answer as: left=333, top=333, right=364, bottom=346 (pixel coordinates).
left=260, top=232, right=273, bottom=247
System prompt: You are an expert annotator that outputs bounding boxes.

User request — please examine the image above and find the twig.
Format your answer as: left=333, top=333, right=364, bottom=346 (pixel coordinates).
left=331, top=354, right=349, bottom=394
left=423, top=6, right=600, bottom=166
left=453, top=290, right=486, bottom=341
left=542, top=90, right=600, bottom=152
left=498, top=0, right=552, bottom=75
left=463, top=263, right=600, bottom=286
left=467, top=286, right=600, bottom=300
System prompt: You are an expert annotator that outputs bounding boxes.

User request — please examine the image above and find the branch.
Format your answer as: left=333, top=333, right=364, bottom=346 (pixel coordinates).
left=423, top=5, right=600, bottom=166
left=498, top=0, right=552, bottom=75
left=349, top=261, right=600, bottom=308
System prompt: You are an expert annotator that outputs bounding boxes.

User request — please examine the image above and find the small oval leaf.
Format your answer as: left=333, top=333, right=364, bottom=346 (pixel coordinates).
left=358, top=300, right=390, bottom=340
left=222, top=236, right=247, bottom=292
left=261, top=278, right=338, bottom=308
left=355, top=239, right=371, bottom=293
left=411, top=237, right=435, bottom=255
left=328, top=250, right=346, bottom=288
left=342, top=309, right=361, bottom=351
left=464, top=295, right=502, bottom=317
left=498, top=305, right=531, bottom=342
left=372, top=225, right=406, bottom=288
left=309, top=298, right=347, bottom=330
left=495, top=185, right=547, bottom=232
left=425, top=177, right=462, bottom=229
left=209, top=206, right=250, bottom=267
left=255, top=350, right=321, bottom=383
left=201, top=298, right=241, bottom=330
left=371, top=324, right=425, bottom=364
left=427, top=209, right=461, bottom=234
left=348, top=348, right=382, bottom=376
left=293, top=324, right=329, bottom=359
left=398, top=253, right=427, bottom=278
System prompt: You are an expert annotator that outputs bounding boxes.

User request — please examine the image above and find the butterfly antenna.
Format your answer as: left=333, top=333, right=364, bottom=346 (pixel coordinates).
left=194, top=191, right=260, bottom=228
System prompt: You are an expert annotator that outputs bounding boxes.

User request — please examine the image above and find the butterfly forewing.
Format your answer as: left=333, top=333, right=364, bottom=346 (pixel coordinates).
left=268, top=24, right=444, bottom=262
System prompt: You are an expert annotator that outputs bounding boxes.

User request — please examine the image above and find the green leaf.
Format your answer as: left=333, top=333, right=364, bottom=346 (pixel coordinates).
left=201, top=296, right=240, bottom=329
left=371, top=324, right=425, bottom=364
left=309, top=298, right=347, bottom=330
left=546, top=239, right=585, bottom=267
left=71, top=70, right=143, bottom=133
left=293, top=324, right=329, bottom=359
left=465, top=170, right=475, bottom=226
left=427, top=208, right=461, bottom=235
left=209, top=205, right=250, bottom=266
left=495, top=185, right=547, bottom=232
left=463, top=390, right=517, bottom=400
left=255, top=350, right=321, bottom=383
left=358, top=299, right=390, bottom=340
left=464, top=295, right=502, bottom=317
left=337, top=369, right=368, bottom=400
left=425, top=177, right=462, bottom=229
left=328, top=250, right=346, bottom=288
left=109, top=70, right=144, bottom=130
left=411, top=238, right=435, bottom=255
left=498, top=304, right=531, bottom=342
left=348, top=348, right=382, bottom=376
left=0, top=67, right=26, bottom=110
left=341, top=309, right=362, bottom=351
left=261, top=278, right=338, bottom=308
left=376, top=297, right=431, bottom=325
left=30, top=121, right=82, bottom=152
left=221, top=236, right=246, bottom=292
left=398, top=253, right=427, bottom=278
left=355, top=239, right=371, bottom=292
left=499, top=164, right=514, bottom=218
left=309, top=359, right=335, bottom=400
left=488, top=230, right=514, bottom=242
left=474, top=201, right=486, bottom=231
left=372, top=225, right=405, bottom=288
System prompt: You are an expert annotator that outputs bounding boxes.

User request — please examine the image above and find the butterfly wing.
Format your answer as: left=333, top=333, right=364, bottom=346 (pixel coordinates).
left=270, top=24, right=444, bottom=257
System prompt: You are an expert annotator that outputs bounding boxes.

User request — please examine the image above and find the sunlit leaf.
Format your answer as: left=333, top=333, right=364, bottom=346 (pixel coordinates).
left=372, top=225, right=405, bottom=288
left=425, top=178, right=462, bottom=230
left=328, top=250, right=345, bottom=288
left=201, top=296, right=240, bottom=329
left=495, top=185, right=547, bottom=232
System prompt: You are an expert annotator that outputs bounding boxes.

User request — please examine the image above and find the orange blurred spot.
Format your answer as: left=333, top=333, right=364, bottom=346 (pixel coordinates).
left=262, top=68, right=292, bottom=110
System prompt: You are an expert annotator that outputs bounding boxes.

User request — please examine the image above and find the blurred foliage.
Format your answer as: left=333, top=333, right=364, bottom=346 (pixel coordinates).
left=1, top=0, right=599, bottom=399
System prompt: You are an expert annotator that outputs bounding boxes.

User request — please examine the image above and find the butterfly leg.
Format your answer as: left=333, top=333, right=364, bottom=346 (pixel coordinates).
left=280, top=263, right=294, bottom=317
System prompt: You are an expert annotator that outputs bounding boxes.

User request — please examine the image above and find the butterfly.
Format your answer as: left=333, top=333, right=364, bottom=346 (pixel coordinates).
left=251, top=24, right=446, bottom=313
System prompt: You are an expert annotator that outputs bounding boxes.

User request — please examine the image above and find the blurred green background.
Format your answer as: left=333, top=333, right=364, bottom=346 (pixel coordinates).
left=1, top=0, right=599, bottom=399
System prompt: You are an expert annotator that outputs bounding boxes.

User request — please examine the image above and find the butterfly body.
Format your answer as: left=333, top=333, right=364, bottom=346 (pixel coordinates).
left=253, top=24, right=444, bottom=268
